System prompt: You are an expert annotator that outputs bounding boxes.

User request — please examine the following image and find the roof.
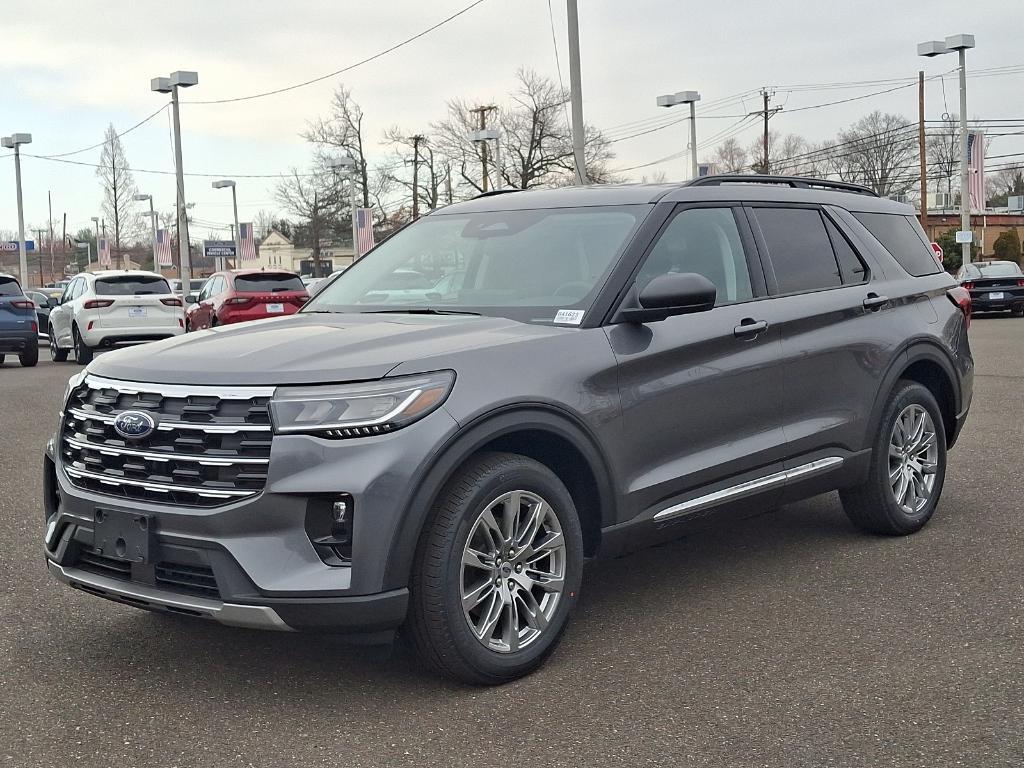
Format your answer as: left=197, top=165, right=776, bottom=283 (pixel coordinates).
left=86, top=269, right=166, bottom=278
left=435, top=176, right=912, bottom=216
left=0, top=272, right=18, bottom=281
left=225, top=268, right=300, bottom=276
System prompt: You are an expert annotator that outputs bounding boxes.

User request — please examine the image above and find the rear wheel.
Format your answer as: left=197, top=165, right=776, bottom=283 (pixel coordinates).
left=73, top=325, right=93, bottom=365
left=49, top=328, right=68, bottom=362
left=19, top=344, right=38, bottom=367
left=841, top=381, right=947, bottom=535
left=0, top=354, right=5, bottom=365
left=408, top=452, right=583, bottom=685
left=1012, top=305, right=1024, bottom=318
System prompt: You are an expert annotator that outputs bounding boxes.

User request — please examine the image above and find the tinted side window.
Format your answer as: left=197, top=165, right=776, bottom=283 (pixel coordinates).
left=637, top=207, right=753, bottom=305
left=852, top=212, right=942, bottom=277
left=753, top=207, right=841, bottom=293
left=824, top=217, right=868, bottom=284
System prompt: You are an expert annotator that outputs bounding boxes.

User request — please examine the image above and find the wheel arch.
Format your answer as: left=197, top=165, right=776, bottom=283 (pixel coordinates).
left=383, top=405, right=616, bottom=590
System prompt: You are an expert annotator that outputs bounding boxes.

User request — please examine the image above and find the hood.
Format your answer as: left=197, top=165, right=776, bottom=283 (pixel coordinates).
left=88, top=312, right=566, bottom=385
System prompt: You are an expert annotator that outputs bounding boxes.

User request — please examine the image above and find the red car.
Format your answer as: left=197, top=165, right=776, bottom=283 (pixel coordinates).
left=185, top=269, right=308, bottom=331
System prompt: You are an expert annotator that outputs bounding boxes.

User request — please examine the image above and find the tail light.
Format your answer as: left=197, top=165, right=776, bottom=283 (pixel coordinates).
left=161, top=297, right=182, bottom=307
left=31, top=321, right=38, bottom=333
left=947, top=286, right=971, bottom=329
left=1018, top=279, right=1024, bottom=287
left=226, top=297, right=252, bottom=306
left=962, top=282, right=974, bottom=290
left=178, top=318, right=184, bottom=328
left=11, top=299, right=34, bottom=309
left=83, top=299, right=114, bottom=309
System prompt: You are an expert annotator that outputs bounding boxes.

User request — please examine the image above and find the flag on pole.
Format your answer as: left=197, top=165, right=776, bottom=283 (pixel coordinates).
left=98, top=236, right=111, bottom=267
left=355, top=208, right=375, bottom=257
left=155, top=229, right=173, bottom=267
left=967, top=130, right=986, bottom=213
left=238, top=222, right=257, bottom=261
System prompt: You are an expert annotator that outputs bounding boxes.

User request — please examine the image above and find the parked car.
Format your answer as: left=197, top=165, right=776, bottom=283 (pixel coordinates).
left=170, top=278, right=208, bottom=295
left=956, top=260, right=1024, bottom=315
left=47, top=270, right=185, bottom=364
left=0, top=272, right=39, bottom=366
left=44, top=175, right=973, bottom=684
left=24, top=290, right=56, bottom=335
left=184, top=269, right=308, bottom=330
left=306, top=269, right=344, bottom=298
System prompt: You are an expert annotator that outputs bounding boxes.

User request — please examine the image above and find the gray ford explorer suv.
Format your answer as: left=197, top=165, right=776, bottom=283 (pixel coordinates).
left=43, top=176, right=973, bottom=684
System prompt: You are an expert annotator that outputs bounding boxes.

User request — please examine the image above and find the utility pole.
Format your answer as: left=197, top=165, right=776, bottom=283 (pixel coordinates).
left=410, top=134, right=423, bottom=220
left=918, top=71, right=928, bottom=232
left=34, top=228, right=44, bottom=286
left=747, top=91, right=781, bottom=173
left=48, top=191, right=54, bottom=284
left=469, top=106, right=496, bottom=192
left=566, top=0, right=586, bottom=184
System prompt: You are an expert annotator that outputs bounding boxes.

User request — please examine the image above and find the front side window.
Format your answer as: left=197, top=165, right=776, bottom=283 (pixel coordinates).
left=636, top=207, right=753, bottom=305
left=753, top=207, right=842, bottom=294
left=94, top=276, right=171, bottom=296
left=306, top=205, right=648, bottom=323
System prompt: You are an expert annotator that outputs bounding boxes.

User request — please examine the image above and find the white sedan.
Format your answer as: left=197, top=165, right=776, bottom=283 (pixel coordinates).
left=47, top=271, right=185, bottom=364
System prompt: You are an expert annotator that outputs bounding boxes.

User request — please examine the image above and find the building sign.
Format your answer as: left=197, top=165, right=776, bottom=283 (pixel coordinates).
left=1, top=240, right=35, bottom=252
left=203, top=240, right=236, bottom=258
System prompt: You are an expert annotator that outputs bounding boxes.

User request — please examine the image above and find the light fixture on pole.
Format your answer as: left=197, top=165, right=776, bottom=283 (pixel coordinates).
left=468, top=129, right=502, bottom=191
left=656, top=91, right=701, bottom=179
left=152, top=70, right=198, bottom=296
left=327, top=155, right=359, bottom=262
left=918, top=34, right=975, bottom=266
left=75, top=241, right=91, bottom=271
left=211, top=180, right=240, bottom=268
left=2, top=133, right=32, bottom=285
left=133, top=193, right=157, bottom=271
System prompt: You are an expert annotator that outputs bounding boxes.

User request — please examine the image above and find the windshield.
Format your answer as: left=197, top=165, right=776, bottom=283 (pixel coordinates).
left=304, top=205, right=647, bottom=323
left=235, top=273, right=305, bottom=292
left=95, top=276, right=171, bottom=295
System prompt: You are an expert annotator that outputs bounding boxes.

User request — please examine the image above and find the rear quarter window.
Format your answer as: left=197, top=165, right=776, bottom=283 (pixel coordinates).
left=852, top=212, right=941, bottom=277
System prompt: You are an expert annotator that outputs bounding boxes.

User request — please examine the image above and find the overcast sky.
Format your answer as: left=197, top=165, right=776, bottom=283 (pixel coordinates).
left=1, top=0, right=1022, bottom=244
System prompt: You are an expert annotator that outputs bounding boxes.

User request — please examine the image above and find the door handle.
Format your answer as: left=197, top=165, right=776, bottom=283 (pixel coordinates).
left=862, top=293, right=890, bottom=311
left=734, top=318, right=769, bottom=338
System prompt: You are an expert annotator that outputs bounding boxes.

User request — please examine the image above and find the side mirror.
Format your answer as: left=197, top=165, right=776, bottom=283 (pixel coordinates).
left=185, top=293, right=199, bottom=305
left=46, top=297, right=59, bottom=308
left=615, top=272, right=717, bottom=324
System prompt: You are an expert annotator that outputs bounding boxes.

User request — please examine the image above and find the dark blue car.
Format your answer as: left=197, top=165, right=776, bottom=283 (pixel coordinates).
left=0, top=272, right=39, bottom=367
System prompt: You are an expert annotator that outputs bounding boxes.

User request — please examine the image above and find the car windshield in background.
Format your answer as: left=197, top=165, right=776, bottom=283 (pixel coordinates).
left=974, top=262, right=1023, bottom=278
left=0, top=277, right=23, bottom=297
left=95, top=276, right=171, bottom=296
left=235, top=274, right=305, bottom=292
left=305, top=205, right=647, bottom=323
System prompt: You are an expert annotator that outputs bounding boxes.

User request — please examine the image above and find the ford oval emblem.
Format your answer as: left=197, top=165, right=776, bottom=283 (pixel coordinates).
left=113, top=410, right=157, bottom=440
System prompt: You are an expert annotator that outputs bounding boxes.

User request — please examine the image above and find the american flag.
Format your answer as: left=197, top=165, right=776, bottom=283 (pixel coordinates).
left=355, top=208, right=375, bottom=258
left=967, top=130, right=986, bottom=213
left=98, top=236, right=111, bottom=267
left=238, top=222, right=257, bottom=261
left=155, top=228, right=173, bottom=267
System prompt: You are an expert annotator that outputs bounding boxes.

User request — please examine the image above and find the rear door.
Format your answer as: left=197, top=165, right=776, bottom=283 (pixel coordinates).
left=48, top=278, right=81, bottom=345
left=746, top=204, right=894, bottom=467
left=607, top=204, right=790, bottom=523
left=91, top=275, right=179, bottom=329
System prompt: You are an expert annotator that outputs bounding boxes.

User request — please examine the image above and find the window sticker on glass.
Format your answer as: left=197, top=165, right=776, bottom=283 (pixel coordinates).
left=553, top=309, right=585, bottom=325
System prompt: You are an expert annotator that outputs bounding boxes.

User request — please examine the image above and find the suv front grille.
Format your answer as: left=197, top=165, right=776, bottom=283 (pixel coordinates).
left=60, top=375, right=275, bottom=507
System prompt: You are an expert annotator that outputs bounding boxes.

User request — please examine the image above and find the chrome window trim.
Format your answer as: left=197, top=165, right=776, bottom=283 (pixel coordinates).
left=653, top=457, right=844, bottom=522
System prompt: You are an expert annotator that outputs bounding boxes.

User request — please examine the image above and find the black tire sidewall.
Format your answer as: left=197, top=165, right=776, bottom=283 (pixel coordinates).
left=872, top=382, right=948, bottom=533
left=19, top=344, right=38, bottom=367
left=73, top=326, right=92, bottom=365
left=425, top=455, right=584, bottom=682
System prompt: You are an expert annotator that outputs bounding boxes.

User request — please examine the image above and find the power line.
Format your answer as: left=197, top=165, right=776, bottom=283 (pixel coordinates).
left=545, top=0, right=572, bottom=132
left=35, top=105, right=169, bottom=159
left=21, top=152, right=312, bottom=179
left=183, top=0, right=490, bottom=105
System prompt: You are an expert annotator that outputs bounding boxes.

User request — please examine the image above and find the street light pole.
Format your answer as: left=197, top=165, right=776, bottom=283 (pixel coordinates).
left=90, top=216, right=100, bottom=271
left=212, top=180, right=240, bottom=268
left=153, top=71, right=198, bottom=298
left=656, top=91, right=701, bottom=179
left=566, top=0, right=586, bottom=184
left=134, top=193, right=157, bottom=270
left=2, top=133, right=32, bottom=285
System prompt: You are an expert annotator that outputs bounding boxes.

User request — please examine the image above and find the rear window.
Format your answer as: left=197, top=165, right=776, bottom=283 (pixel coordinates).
left=975, top=262, right=1023, bottom=278
left=95, top=276, right=171, bottom=296
left=0, top=277, right=23, bottom=297
left=853, top=213, right=941, bottom=277
left=234, top=274, right=305, bottom=292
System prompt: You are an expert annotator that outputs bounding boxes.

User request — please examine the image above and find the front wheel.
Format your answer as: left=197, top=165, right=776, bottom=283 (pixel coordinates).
left=407, top=452, right=584, bottom=685
left=49, top=328, right=69, bottom=362
left=841, top=381, right=947, bottom=535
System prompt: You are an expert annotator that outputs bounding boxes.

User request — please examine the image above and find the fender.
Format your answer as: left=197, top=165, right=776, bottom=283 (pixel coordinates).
left=381, top=403, right=617, bottom=591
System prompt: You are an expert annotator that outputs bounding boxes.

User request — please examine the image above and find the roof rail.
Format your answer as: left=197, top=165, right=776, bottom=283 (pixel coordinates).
left=687, top=174, right=879, bottom=197
left=473, top=189, right=523, bottom=199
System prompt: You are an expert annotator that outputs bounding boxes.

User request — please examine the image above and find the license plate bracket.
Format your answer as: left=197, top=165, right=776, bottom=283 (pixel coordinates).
left=93, top=509, right=152, bottom=562
left=128, top=306, right=147, bottom=318
left=988, top=292, right=1004, bottom=300
left=266, top=303, right=285, bottom=313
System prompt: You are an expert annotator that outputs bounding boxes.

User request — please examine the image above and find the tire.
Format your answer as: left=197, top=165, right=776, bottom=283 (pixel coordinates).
left=841, top=381, right=947, bottom=535
left=19, top=343, right=38, bottom=367
left=73, top=325, right=93, bottom=365
left=1012, top=305, right=1024, bottom=318
left=0, top=354, right=5, bottom=364
left=49, top=328, right=68, bottom=362
left=407, top=452, right=584, bottom=685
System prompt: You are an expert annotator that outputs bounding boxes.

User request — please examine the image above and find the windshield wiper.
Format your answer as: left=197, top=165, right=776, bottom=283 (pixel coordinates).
left=360, top=307, right=481, bottom=316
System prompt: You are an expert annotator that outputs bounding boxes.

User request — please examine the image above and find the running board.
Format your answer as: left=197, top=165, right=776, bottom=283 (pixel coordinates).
left=652, top=457, right=844, bottom=522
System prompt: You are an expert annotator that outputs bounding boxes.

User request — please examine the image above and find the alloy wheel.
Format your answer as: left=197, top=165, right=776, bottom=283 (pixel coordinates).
left=460, top=490, right=566, bottom=653
left=888, top=404, right=939, bottom=515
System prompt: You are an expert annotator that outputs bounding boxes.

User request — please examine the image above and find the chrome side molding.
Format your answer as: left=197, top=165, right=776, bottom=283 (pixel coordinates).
left=653, top=457, right=844, bottom=522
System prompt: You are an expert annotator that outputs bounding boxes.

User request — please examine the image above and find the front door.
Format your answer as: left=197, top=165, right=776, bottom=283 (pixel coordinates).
left=606, top=204, right=790, bottom=524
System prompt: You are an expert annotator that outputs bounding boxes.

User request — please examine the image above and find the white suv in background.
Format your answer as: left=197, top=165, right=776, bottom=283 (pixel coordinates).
left=48, top=271, right=185, bottom=364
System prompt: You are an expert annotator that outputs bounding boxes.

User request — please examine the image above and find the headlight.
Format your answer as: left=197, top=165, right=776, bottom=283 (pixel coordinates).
left=62, top=370, right=86, bottom=408
left=269, top=370, right=455, bottom=438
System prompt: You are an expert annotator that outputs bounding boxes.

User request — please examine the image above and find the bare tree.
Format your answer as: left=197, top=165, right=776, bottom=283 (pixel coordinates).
left=96, top=124, right=140, bottom=252
left=711, top=138, right=748, bottom=174
left=275, top=168, right=343, bottom=277
left=303, top=85, right=371, bottom=209
left=382, top=130, right=448, bottom=217
left=836, top=112, right=918, bottom=197
left=747, top=131, right=819, bottom=176
left=927, top=115, right=959, bottom=199
left=253, top=209, right=284, bottom=240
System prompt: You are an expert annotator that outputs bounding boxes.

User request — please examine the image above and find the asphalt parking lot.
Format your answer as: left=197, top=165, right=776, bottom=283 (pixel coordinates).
left=1, top=318, right=1021, bottom=768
